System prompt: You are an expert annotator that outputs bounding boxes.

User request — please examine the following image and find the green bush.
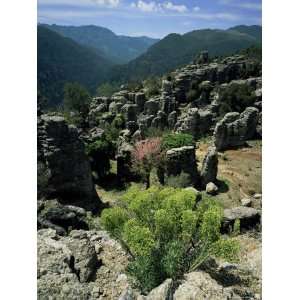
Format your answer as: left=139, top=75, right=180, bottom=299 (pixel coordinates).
left=85, top=133, right=115, bottom=178
left=100, top=187, right=239, bottom=293
left=165, top=172, right=192, bottom=188
left=218, top=83, right=256, bottom=116
left=161, top=133, right=194, bottom=150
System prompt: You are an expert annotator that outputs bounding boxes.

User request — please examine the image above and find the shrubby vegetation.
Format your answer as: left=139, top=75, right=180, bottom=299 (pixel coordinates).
left=218, top=83, right=256, bottom=116
left=101, top=186, right=239, bottom=293
left=96, top=82, right=119, bottom=97
left=165, top=172, right=192, bottom=188
left=131, top=138, right=163, bottom=188
left=85, top=132, right=115, bottom=179
left=63, top=82, right=91, bottom=116
left=161, top=133, right=194, bottom=150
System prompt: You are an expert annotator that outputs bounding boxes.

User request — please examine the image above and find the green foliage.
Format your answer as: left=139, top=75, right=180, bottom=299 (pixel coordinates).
left=161, top=133, right=194, bottom=150
left=143, top=77, right=161, bottom=97
left=85, top=132, right=115, bottom=178
left=37, top=26, right=112, bottom=107
left=218, top=83, right=256, bottom=116
left=212, top=238, right=240, bottom=262
left=96, top=82, right=119, bottom=97
left=232, top=219, right=241, bottom=236
left=100, top=187, right=239, bottom=292
left=110, top=26, right=261, bottom=83
left=101, top=207, right=129, bottom=238
left=63, top=82, right=91, bottom=115
left=165, top=172, right=192, bottom=188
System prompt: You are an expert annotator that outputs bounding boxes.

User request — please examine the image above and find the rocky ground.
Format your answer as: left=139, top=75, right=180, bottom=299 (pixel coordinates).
left=37, top=51, right=262, bottom=299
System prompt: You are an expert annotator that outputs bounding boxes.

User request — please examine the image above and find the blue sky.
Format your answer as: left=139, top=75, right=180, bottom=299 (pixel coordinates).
left=38, top=0, right=261, bottom=38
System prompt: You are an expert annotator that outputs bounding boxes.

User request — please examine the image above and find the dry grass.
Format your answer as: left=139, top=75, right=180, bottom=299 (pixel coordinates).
left=196, top=140, right=262, bottom=209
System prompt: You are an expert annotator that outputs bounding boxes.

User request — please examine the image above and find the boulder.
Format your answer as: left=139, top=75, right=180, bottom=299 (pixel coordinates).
left=116, top=138, right=135, bottom=182
left=213, top=107, right=259, bottom=151
left=173, top=271, right=241, bottom=300
left=165, top=146, right=200, bottom=186
left=206, top=182, right=218, bottom=195
left=241, top=198, right=252, bottom=207
left=200, top=146, right=218, bottom=186
left=38, top=115, right=102, bottom=212
left=222, top=206, right=261, bottom=232
left=37, top=229, right=99, bottom=299
left=140, top=279, right=173, bottom=300
left=37, top=199, right=89, bottom=235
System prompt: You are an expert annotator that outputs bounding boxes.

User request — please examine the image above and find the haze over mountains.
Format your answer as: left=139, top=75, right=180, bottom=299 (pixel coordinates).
left=40, top=24, right=159, bottom=64
left=37, top=24, right=261, bottom=107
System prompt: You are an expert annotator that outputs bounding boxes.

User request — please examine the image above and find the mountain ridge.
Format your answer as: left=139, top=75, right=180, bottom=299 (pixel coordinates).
left=40, top=24, right=159, bottom=64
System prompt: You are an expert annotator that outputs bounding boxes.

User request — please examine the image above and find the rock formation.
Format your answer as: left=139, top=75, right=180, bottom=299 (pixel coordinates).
left=38, top=115, right=103, bottom=212
left=213, top=107, right=259, bottom=150
left=165, top=146, right=200, bottom=186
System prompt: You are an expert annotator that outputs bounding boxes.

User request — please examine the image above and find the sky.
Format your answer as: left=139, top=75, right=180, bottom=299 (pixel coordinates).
left=38, top=0, right=262, bottom=38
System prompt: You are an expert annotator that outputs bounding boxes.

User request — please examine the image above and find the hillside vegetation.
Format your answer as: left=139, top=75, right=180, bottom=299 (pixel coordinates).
left=37, top=26, right=113, bottom=106
left=41, top=24, right=159, bottom=64
left=110, top=26, right=261, bottom=82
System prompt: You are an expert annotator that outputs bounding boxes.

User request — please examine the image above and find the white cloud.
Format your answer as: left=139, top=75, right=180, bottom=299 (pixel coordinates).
left=131, top=1, right=187, bottom=13
left=163, top=1, right=187, bottom=13
left=193, top=6, right=200, bottom=12
left=92, top=0, right=120, bottom=7
left=133, top=0, right=161, bottom=12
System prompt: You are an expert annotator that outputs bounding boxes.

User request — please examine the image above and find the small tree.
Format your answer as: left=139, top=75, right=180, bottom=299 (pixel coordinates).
left=63, top=82, right=91, bottom=116
left=96, top=82, right=118, bottom=97
left=132, top=138, right=162, bottom=188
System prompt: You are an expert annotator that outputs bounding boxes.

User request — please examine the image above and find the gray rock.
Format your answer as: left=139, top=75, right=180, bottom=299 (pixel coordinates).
left=200, top=146, right=218, bottom=186
left=213, top=107, right=259, bottom=151
left=173, top=271, right=241, bottom=300
left=37, top=229, right=99, bottom=299
left=241, top=198, right=252, bottom=207
left=38, top=115, right=102, bottom=212
left=206, top=182, right=218, bottom=195
left=116, top=138, right=135, bottom=182
left=145, top=278, right=173, bottom=300
left=165, top=146, right=200, bottom=186
left=135, top=92, right=146, bottom=112
left=37, top=199, right=89, bottom=235
left=121, top=104, right=138, bottom=122
left=167, top=111, right=177, bottom=128
left=144, top=100, right=159, bottom=115
left=222, top=206, right=260, bottom=231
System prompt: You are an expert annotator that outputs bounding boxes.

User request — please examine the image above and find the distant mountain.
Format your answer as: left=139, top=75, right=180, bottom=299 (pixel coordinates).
left=37, top=26, right=113, bottom=107
left=110, top=26, right=262, bottom=83
left=228, top=25, right=262, bottom=42
left=40, top=24, right=159, bottom=64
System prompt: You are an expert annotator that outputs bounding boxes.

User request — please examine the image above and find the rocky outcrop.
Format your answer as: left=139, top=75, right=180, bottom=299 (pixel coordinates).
left=213, top=107, right=259, bottom=150
left=200, top=146, right=218, bottom=186
left=116, top=137, right=135, bottom=182
left=38, top=229, right=132, bottom=300
left=222, top=206, right=261, bottom=232
left=165, top=146, right=200, bottom=186
left=173, top=271, right=241, bottom=300
left=37, top=199, right=89, bottom=235
left=38, top=115, right=103, bottom=212
left=175, top=108, right=213, bottom=138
